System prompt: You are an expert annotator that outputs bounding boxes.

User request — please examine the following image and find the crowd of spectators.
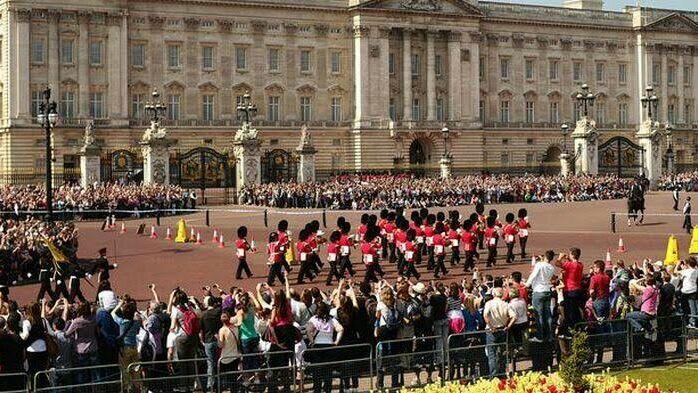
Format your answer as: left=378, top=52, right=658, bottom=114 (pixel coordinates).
left=658, top=171, right=698, bottom=192
left=239, top=174, right=634, bottom=210
left=2, top=244, right=696, bottom=392
left=0, top=183, right=188, bottom=213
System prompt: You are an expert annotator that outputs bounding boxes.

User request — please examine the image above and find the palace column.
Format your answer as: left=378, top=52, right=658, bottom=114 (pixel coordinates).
left=47, top=10, right=60, bottom=97
left=426, top=30, right=436, bottom=121
left=402, top=28, right=412, bottom=123
left=352, top=23, right=370, bottom=127
left=447, top=31, right=462, bottom=122
left=77, top=11, right=91, bottom=118
left=12, top=9, right=32, bottom=121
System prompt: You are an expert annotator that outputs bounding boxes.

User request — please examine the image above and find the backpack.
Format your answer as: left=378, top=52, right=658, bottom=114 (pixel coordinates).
left=383, top=307, right=401, bottom=332
left=179, top=306, right=201, bottom=336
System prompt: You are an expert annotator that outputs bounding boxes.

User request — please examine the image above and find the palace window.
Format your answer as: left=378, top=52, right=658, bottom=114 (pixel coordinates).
left=435, top=55, right=443, bottom=77
left=479, top=57, right=485, bottom=81
left=573, top=61, right=583, bottom=82
left=202, top=95, right=214, bottom=121
left=389, top=53, right=395, bottom=75
left=331, top=97, right=342, bottom=122
left=268, top=48, right=279, bottom=72
left=300, top=50, right=312, bottom=72
left=500, top=57, right=510, bottom=79
left=618, top=103, right=628, bottom=126
left=411, top=54, right=420, bottom=77
left=331, top=51, right=341, bottom=74
left=618, top=63, right=627, bottom=85
left=668, top=104, right=676, bottom=124
left=300, top=97, right=312, bottom=121
left=596, top=62, right=605, bottom=83
left=31, top=40, right=45, bottom=64
left=549, top=59, right=559, bottom=81
left=668, top=65, right=677, bottom=86
left=411, top=98, right=420, bottom=121
left=500, top=100, right=510, bottom=123
left=89, top=41, right=103, bottom=66
left=235, top=47, right=247, bottom=70
left=131, top=44, right=145, bottom=68
left=167, top=44, right=181, bottom=68
left=549, top=101, right=559, bottom=123
left=168, top=94, right=181, bottom=120
left=202, top=46, right=215, bottom=70
left=652, top=62, right=661, bottom=84
left=389, top=98, right=396, bottom=121
left=267, top=96, right=280, bottom=121
left=131, top=94, right=144, bottom=119
left=684, top=100, right=693, bottom=124
left=525, top=101, right=535, bottom=123
left=479, top=100, right=485, bottom=122
left=61, top=39, right=74, bottom=64
left=89, top=92, right=105, bottom=118
left=31, top=90, right=42, bottom=117
left=684, top=65, right=693, bottom=86
left=436, top=98, right=445, bottom=122
left=595, top=102, right=605, bottom=124
left=60, top=91, right=75, bottom=119
left=525, top=59, right=535, bottom=80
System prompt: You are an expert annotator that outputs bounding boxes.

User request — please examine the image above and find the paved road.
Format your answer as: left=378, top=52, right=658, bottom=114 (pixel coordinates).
left=9, top=191, right=696, bottom=304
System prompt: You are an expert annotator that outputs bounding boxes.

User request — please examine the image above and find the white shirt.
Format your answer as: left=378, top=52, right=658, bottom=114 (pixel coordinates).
left=98, top=290, right=118, bottom=311
left=483, top=297, right=515, bottom=330
left=680, top=267, right=698, bottom=294
left=509, top=298, right=528, bottom=325
left=525, top=261, right=556, bottom=293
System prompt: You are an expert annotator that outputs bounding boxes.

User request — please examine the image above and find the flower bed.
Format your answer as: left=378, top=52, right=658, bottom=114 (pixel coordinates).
left=403, top=372, right=673, bottom=393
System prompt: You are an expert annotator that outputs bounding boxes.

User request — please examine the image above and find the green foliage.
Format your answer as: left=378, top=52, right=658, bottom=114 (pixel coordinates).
left=559, top=330, right=592, bottom=392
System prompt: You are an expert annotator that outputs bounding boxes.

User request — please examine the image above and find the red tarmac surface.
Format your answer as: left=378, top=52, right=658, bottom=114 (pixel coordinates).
left=9, top=191, right=697, bottom=305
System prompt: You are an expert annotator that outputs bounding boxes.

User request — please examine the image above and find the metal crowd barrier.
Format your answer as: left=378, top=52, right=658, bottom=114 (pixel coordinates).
left=301, top=343, right=373, bottom=393
left=629, top=314, right=686, bottom=365
left=0, top=372, right=29, bottom=393
left=217, top=350, right=297, bottom=393
left=376, top=335, right=444, bottom=390
left=574, top=319, right=632, bottom=370
left=446, top=331, right=492, bottom=381
left=126, top=357, right=209, bottom=393
left=34, top=364, right=122, bottom=393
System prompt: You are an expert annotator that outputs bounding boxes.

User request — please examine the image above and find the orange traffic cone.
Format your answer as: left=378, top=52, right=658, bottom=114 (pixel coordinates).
left=150, top=226, right=158, bottom=239
left=218, top=234, right=226, bottom=248
left=190, top=227, right=196, bottom=242
left=617, top=237, right=627, bottom=253
left=196, top=231, right=203, bottom=245
left=119, top=222, right=126, bottom=234
left=165, top=226, right=172, bottom=241
left=212, top=229, right=219, bottom=243
left=605, top=249, right=612, bottom=270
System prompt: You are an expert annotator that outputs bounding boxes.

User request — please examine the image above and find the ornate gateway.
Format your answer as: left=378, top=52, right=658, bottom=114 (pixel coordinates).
left=100, top=150, right=143, bottom=181
left=262, top=149, right=298, bottom=183
left=597, top=136, right=644, bottom=177
left=171, top=147, right=235, bottom=188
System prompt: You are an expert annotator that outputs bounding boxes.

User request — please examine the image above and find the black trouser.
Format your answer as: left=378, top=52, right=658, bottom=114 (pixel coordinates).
left=478, top=233, right=484, bottom=250
left=505, top=242, right=515, bottom=263
left=37, top=279, right=54, bottom=302
left=388, top=243, right=396, bottom=264
left=68, top=277, right=87, bottom=304
left=311, top=253, right=323, bottom=272
left=338, top=255, right=355, bottom=277
left=486, top=245, right=497, bottom=267
left=364, top=264, right=379, bottom=283
left=434, top=254, right=447, bottom=277
left=684, top=215, right=693, bottom=233
left=396, top=251, right=405, bottom=276
left=463, top=250, right=475, bottom=272
left=403, top=262, right=420, bottom=279
left=381, top=237, right=388, bottom=259
left=673, top=198, right=679, bottom=211
left=53, top=280, right=70, bottom=301
left=297, top=258, right=315, bottom=284
left=236, top=258, right=253, bottom=279
left=267, top=263, right=285, bottom=286
left=376, top=263, right=385, bottom=278
left=519, top=237, right=528, bottom=259
left=415, top=243, right=423, bottom=265
left=427, top=246, right=435, bottom=270
left=451, top=246, right=460, bottom=266
left=325, top=261, right=342, bottom=285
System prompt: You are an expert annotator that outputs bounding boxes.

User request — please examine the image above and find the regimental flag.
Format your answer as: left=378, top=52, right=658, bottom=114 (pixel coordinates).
left=42, top=237, right=69, bottom=273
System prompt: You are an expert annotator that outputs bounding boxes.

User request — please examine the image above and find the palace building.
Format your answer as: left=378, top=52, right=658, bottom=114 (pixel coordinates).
left=1, top=0, right=697, bottom=186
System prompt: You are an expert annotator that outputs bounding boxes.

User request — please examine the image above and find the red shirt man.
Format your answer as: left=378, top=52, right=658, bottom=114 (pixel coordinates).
left=327, top=241, right=340, bottom=263
left=517, top=218, right=531, bottom=238
left=361, top=241, right=378, bottom=265
left=460, top=230, right=474, bottom=252
left=236, top=238, right=251, bottom=260
left=589, top=260, right=611, bottom=300
left=432, top=233, right=446, bottom=257
left=484, top=226, right=498, bottom=248
left=503, top=224, right=518, bottom=244
left=339, top=233, right=352, bottom=256
left=559, top=254, right=584, bottom=292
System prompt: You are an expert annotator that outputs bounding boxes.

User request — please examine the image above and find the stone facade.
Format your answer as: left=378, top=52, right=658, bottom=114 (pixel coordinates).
left=2, top=0, right=698, bottom=182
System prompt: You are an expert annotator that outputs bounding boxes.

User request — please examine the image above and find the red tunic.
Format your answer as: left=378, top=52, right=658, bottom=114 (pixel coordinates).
left=235, top=238, right=250, bottom=259
left=361, top=241, right=378, bottom=265
left=433, top=233, right=446, bottom=256
left=404, top=241, right=416, bottom=263
left=326, top=242, right=340, bottom=262
left=502, top=224, right=518, bottom=244
left=484, top=227, right=499, bottom=248
left=517, top=218, right=531, bottom=238
left=460, top=231, right=474, bottom=252
left=339, top=234, right=352, bottom=256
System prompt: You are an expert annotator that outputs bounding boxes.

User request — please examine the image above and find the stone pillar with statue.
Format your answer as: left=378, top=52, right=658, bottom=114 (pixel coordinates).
left=233, top=92, right=262, bottom=191
left=79, top=120, right=101, bottom=187
left=570, top=84, right=599, bottom=175
left=140, top=89, right=174, bottom=185
left=439, top=126, right=453, bottom=179
left=296, top=125, right=317, bottom=183
left=636, top=86, right=673, bottom=187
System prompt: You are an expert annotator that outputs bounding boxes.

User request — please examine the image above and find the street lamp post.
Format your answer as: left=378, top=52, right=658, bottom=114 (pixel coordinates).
left=441, top=126, right=450, bottom=157
left=236, top=91, right=258, bottom=125
left=640, top=85, right=659, bottom=122
left=574, top=83, right=596, bottom=118
left=144, top=89, right=167, bottom=124
left=560, top=123, right=569, bottom=154
left=37, top=86, right=59, bottom=221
